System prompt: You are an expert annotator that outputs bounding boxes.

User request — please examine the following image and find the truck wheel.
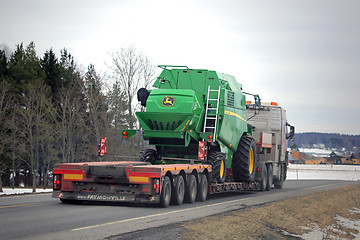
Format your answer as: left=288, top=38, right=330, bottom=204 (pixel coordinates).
left=283, top=163, right=288, bottom=181
left=260, top=166, right=267, bottom=192
left=196, top=174, right=208, bottom=202
left=274, top=164, right=284, bottom=189
left=160, top=176, right=171, bottom=208
left=208, top=151, right=226, bottom=183
left=139, top=149, right=157, bottom=164
left=185, top=174, right=197, bottom=203
left=232, top=136, right=257, bottom=182
left=266, top=164, right=273, bottom=191
left=171, top=175, right=185, bottom=205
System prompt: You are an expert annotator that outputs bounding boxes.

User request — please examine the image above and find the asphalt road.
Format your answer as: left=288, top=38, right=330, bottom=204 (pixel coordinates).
left=0, top=180, right=358, bottom=240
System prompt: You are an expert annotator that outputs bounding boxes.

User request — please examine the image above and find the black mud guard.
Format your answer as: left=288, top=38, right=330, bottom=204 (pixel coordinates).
left=254, top=161, right=266, bottom=181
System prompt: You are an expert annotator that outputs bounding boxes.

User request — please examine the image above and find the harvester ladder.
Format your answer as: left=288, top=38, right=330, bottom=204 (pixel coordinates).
left=203, top=85, right=221, bottom=141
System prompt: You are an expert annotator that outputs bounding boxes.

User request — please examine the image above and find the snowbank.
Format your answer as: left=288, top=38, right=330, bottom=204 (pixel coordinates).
left=287, top=164, right=360, bottom=181
left=0, top=188, right=52, bottom=196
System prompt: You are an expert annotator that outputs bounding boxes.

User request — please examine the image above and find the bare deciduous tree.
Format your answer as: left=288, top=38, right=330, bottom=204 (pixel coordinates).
left=107, top=45, right=156, bottom=130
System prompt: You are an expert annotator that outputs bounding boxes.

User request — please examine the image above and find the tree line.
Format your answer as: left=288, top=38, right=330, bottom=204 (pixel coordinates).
left=0, top=42, right=156, bottom=192
left=292, top=132, right=360, bottom=152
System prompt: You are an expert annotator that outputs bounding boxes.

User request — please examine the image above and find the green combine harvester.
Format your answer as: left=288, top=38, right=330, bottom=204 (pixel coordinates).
left=124, top=65, right=260, bottom=183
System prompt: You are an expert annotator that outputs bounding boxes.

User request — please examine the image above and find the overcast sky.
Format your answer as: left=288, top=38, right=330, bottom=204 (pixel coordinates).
left=1, top=0, right=359, bottom=134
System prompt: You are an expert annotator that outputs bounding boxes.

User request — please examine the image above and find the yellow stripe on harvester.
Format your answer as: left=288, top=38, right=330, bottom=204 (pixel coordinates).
left=224, top=110, right=247, bottom=122
left=63, top=174, right=84, bottom=180
left=129, top=176, right=149, bottom=183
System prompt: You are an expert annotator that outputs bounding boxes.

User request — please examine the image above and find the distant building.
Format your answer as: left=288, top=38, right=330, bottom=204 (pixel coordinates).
left=291, top=150, right=326, bottom=164
left=290, top=149, right=359, bottom=165
left=348, top=153, right=360, bottom=165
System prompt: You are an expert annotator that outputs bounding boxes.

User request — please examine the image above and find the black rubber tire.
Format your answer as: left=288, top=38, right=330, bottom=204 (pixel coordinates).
left=266, top=164, right=273, bottom=191
left=259, top=166, right=267, bottom=192
left=139, top=149, right=157, bottom=164
left=196, top=174, right=208, bottom=202
left=185, top=174, right=197, bottom=203
left=208, top=151, right=226, bottom=183
left=274, top=164, right=284, bottom=189
left=171, top=175, right=185, bottom=205
left=232, top=136, right=257, bottom=182
left=159, top=176, right=171, bottom=208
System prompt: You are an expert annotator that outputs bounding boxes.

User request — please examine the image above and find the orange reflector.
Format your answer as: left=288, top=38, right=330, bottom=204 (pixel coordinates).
left=246, top=101, right=251, bottom=104
left=129, top=176, right=149, bottom=183
left=63, top=174, right=84, bottom=180
left=271, top=102, right=278, bottom=106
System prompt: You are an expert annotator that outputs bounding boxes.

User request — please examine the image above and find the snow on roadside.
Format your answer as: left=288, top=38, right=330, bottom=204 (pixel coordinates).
left=0, top=188, right=52, bottom=196
left=287, top=164, right=360, bottom=181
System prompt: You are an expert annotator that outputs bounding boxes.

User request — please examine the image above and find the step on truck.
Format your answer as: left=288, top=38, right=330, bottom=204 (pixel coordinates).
left=52, top=65, right=295, bottom=207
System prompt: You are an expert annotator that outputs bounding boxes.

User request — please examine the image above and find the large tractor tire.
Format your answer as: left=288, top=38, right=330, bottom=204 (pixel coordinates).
left=232, top=136, right=257, bottom=182
left=208, top=151, right=226, bottom=183
left=139, top=149, right=157, bottom=164
left=171, top=175, right=185, bottom=205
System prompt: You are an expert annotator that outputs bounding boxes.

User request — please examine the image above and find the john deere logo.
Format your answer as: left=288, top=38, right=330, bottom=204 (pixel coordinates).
left=162, top=96, right=175, bottom=106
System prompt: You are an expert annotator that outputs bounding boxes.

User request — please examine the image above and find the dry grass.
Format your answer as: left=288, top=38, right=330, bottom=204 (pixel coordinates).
left=181, top=184, right=360, bottom=240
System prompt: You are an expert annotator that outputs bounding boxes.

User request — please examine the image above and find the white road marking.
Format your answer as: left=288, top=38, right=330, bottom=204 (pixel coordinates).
left=71, top=196, right=255, bottom=231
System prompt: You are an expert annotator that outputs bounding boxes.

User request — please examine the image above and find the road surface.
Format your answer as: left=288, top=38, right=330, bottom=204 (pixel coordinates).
left=0, top=180, right=357, bottom=240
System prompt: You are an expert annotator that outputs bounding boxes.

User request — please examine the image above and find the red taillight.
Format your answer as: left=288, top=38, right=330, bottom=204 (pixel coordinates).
left=208, top=134, right=213, bottom=142
left=53, top=175, right=61, bottom=190
left=198, top=141, right=207, bottom=160
left=123, top=131, right=128, bottom=139
left=153, top=179, right=160, bottom=194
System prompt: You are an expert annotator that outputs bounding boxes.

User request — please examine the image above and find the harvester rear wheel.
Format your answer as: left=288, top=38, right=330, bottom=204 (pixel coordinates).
left=232, top=136, right=257, bottom=182
left=208, top=151, right=226, bottom=183
left=139, top=149, right=157, bottom=164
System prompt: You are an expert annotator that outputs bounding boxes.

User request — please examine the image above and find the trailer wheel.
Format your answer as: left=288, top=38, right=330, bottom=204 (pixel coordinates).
left=232, top=136, right=257, bottom=182
left=171, top=175, right=185, bottom=205
left=266, top=164, right=273, bottom=191
left=160, top=176, right=171, bottom=208
left=196, top=174, right=208, bottom=202
left=260, top=166, right=267, bottom=192
left=185, top=174, right=197, bottom=203
left=208, top=151, right=226, bottom=183
left=139, top=149, right=157, bottom=164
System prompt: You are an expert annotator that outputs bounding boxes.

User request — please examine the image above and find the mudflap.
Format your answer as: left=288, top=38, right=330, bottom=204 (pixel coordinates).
left=254, top=161, right=266, bottom=182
